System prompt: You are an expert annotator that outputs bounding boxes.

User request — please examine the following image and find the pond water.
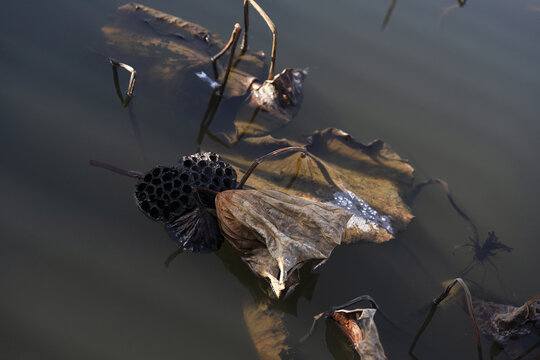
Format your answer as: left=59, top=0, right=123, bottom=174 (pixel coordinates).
left=1, top=0, right=539, bottom=359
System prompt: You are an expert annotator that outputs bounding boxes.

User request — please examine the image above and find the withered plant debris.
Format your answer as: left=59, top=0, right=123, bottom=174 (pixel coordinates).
left=91, top=152, right=237, bottom=252
left=301, top=295, right=388, bottom=360
left=409, top=278, right=483, bottom=360
left=215, top=189, right=352, bottom=298
left=110, top=58, right=136, bottom=107
left=409, top=178, right=512, bottom=276
left=101, top=3, right=307, bottom=145
left=165, top=206, right=223, bottom=252
left=437, top=280, right=540, bottom=360
left=214, top=128, right=415, bottom=244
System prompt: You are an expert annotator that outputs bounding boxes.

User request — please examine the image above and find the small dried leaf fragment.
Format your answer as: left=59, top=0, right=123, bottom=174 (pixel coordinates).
left=215, top=189, right=352, bottom=298
left=303, top=296, right=388, bottom=360
left=329, top=309, right=388, bottom=360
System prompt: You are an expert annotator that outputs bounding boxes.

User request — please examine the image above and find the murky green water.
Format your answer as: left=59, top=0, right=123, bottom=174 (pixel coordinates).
left=1, top=0, right=539, bottom=359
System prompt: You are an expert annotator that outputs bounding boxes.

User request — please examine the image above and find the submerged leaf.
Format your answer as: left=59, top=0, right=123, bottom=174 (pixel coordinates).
left=243, top=302, right=293, bottom=360
left=101, top=3, right=265, bottom=92
left=215, top=189, right=352, bottom=298
left=213, top=128, right=414, bottom=243
left=101, top=4, right=306, bottom=144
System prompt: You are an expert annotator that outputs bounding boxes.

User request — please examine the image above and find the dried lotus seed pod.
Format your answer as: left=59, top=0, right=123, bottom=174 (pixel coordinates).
left=134, top=166, right=196, bottom=222
left=179, top=152, right=238, bottom=208
left=134, top=153, right=238, bottom=222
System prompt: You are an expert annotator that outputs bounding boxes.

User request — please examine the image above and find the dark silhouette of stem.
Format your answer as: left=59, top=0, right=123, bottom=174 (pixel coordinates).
left=89, top=160, right=143, bottom=179
left=409, top=278, right=483, bottom=360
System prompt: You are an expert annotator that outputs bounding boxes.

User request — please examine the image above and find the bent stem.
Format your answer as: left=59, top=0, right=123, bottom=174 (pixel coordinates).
left=211, top=23, right=242, bottom=94
left=164, top=247, right=184, bottom=267
left=409, top=278, right=483, bottom=360
left=237, top=146, right=307, bottom=189
left=89, top=160, right=143, bottom=179
left=110, top=58, right=136, bottom=107
left=241, top=0, right=277, bottom=80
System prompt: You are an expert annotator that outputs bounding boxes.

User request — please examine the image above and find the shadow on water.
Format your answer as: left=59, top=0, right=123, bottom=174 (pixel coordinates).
left=381, top=0, right=468, bottom=31
left=164, top=241, right=320, bottom=316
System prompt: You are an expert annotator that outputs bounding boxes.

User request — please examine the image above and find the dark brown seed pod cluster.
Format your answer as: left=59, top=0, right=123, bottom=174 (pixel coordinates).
left=134, top=152, right=237, bottom=222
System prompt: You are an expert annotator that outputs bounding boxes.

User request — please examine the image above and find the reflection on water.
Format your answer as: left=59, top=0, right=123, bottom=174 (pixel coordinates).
left=1, top=0, right=540, bottom=359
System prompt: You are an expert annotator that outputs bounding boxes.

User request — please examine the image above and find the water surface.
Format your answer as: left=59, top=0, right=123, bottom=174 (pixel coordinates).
left=1, top=0, right=539, bottom=359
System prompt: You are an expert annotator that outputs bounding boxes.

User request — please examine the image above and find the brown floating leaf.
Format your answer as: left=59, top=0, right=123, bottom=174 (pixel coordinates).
left=215, top=189, right=352, bottom=298
left=302, top=296, right=388, bottom=360
left=213, top=128, right=414, bottom=244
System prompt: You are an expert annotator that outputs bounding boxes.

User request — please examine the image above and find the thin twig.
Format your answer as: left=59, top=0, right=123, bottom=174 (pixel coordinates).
left=237, top=146, right=307, bottom=189
left=242, top=0, right=277, bottom=80
left=409, top=278, right=483, bottom=360
left=89, top=160, right=144, bottom=179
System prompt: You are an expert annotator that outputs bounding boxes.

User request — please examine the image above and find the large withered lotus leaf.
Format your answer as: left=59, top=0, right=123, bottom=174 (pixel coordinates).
left=101, top=3, right=266, bottom=98
left=215, top=189, right=352, bottom=298
left=213, top=128, right=414, bottom=243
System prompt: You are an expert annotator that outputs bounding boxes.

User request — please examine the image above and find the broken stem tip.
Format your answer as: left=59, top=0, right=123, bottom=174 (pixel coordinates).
left=211, top=23, right=242, bottom=63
